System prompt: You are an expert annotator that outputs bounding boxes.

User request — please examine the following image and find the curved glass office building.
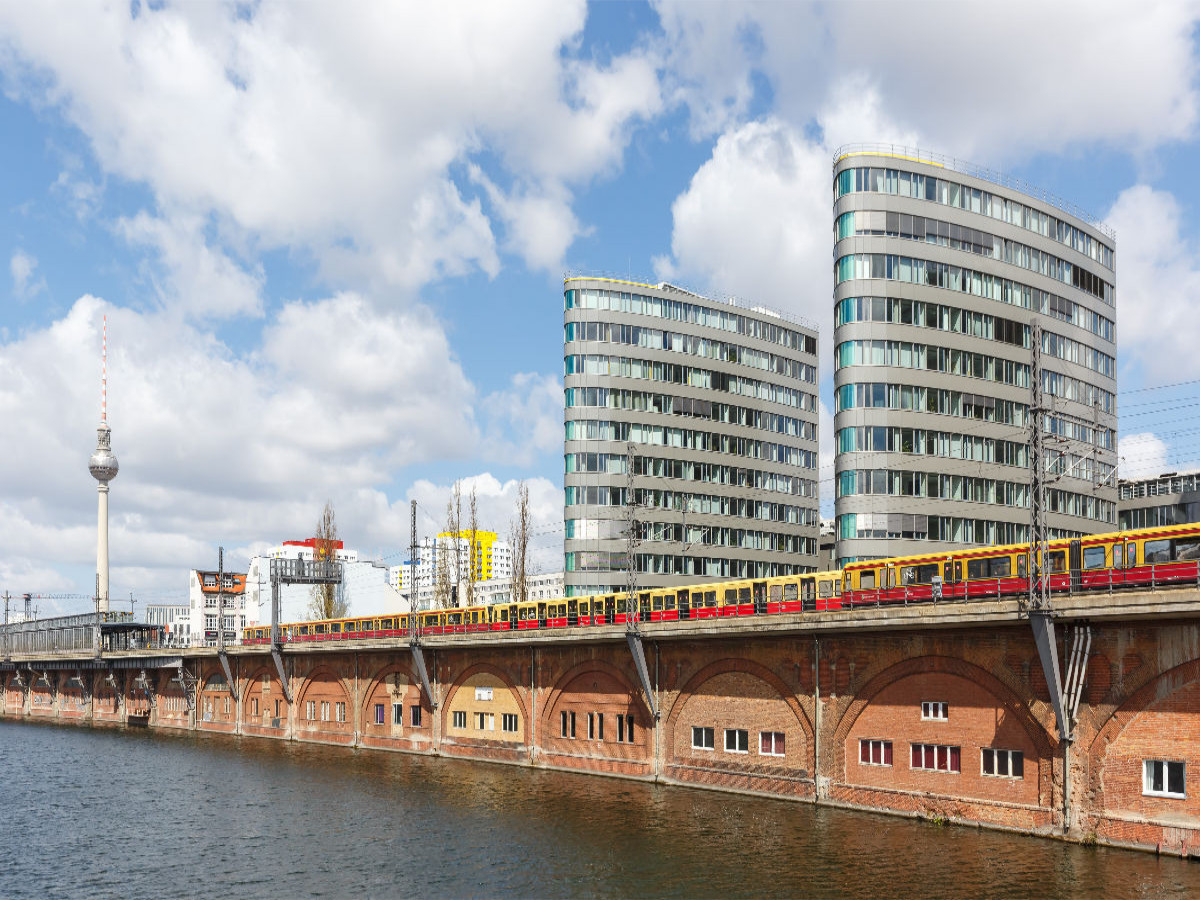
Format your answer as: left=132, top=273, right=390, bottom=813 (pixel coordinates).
left=564, top=277, right=820, bottom=597
left=833, top=147, right=1118, bottom=564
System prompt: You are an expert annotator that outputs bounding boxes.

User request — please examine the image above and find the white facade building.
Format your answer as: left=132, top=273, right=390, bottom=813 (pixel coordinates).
left=145, top=603, right=192, bottom=647
left=185, top=569, right=256, bottom=647
left=245, top=538, right=408, bottom=624
left=473, top=571, right=565, bottom=605
left=392, top=531, right=514, bottom=609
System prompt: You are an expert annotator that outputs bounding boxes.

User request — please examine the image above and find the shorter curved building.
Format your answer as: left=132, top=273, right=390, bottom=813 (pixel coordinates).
left=563, top=277, right=820, bottom=597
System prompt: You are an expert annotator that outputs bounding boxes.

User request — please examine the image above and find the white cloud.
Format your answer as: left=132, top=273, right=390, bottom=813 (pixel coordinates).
left=9, top=249, right=44, bottom=299
left=656, top=1, right=1200, bottom=157
left=117, top=211, right=264, bottom=319
left=1106, top=184, right=1200, bottom=382
left=0, top=1, right=661, bottom=293
left=1118, top=432, right=1170, bottom=481
left=480, top=371, right=564, bottom=465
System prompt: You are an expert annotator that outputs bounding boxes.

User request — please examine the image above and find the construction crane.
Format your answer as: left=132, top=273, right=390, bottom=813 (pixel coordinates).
left=15, top=592, right=95, bottom=621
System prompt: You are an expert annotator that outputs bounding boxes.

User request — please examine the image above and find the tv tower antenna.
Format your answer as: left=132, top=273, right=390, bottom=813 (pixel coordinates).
left=88, top=314, right=119, bottom=613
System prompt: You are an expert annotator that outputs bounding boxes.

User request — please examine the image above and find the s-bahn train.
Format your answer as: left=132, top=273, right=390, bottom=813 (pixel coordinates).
left=243, top=522, right=1200, bottom=644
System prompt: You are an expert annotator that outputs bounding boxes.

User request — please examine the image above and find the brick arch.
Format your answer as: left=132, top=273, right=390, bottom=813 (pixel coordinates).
left=663, top=656, right=814, bottom=759
left=1086, top=657, right=1200, bottom=767
left=239, top=666, right=275, bottom=707
left=540, top=658, right=650, bottom=733
left=442, top=662, right=530, bottom=738
left=295, top=666, right=352, bottom=705
left=359, top=661, right=426, bottom=717
left=831, top=654, right=1057, bottom=782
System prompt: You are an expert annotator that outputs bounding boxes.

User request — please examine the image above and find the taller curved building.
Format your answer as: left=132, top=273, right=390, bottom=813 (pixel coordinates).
left=563, top=277, right=820, bottom=597
left=832, top=147, right=1117, bottom=564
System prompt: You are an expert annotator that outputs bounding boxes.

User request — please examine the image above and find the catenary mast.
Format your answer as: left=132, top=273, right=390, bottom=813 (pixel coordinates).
left=88, top=315, right=119, bottom=613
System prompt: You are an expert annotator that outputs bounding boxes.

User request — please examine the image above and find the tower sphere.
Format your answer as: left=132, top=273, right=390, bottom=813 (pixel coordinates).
left=89, top=423, right=119, bottom=483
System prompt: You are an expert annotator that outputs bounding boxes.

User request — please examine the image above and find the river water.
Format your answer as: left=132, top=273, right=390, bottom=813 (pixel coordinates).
left=1, top=720, right=1197, bottom=899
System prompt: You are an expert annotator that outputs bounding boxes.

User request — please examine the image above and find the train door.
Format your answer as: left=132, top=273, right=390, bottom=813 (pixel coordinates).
left=679, top=590, right=691, bottom=620
left=604, top=595, right=615, bottom=624
left=537, top=602, right=548, bottom=628
left=567, top=600, right=578, bottom=627
left=639, top=592, right=652, bottom=624
left=801, top=577, right=816, bottom=612
left=1069, top=539, right=1082, bottom=593
left=753, top=581, right=767, bottom=614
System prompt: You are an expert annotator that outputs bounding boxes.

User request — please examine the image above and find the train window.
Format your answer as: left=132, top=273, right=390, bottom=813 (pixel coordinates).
left=770, top=585, right=783, bottom=602
left=330, top=623, right=341, bottom=633
left=900, top=567, right=915, bottom=585
left=801, top=579, right=815, bottom=600
left=652, top=596, right=663, bottom=612
left=1145, top=540, right=1171, bottom=564
left=860, top=571, right=876, bottom=590
left=915, top=564, right=940, bottom=583
left=665, top=594, right=676, bottom=611
left=967, top=556, right=1012, bottom=580
left=1176, top=539, right=1200, bottom=561
left=886, top=568, right=897, bottom=588
left=1125, top=544, right=1137, bottom=568
left=704, top=591, right=717, bottom=607
left=1083, top=547, right=1106, bottom=569
left=344, top=622, right=356, bottom=632
left=738, top=588, right=751, bottom=602
left=783, top=584, right=798, bottom=602
left=834, top=580, right=842, bottom=596
left=818, top=580, right=832, bottom=598
left=724, top=589, right=737, bottom=602
left=1047, top=551, right=1067, bottom=573
left=315, top=625, right=326, bottom=634
left=1018, top=555, right=1028, bottom=578
left=943, top=562, right=962, bottom=583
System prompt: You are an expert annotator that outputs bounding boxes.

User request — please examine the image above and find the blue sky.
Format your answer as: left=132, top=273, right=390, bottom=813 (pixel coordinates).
left=1, top=1, right=1198, bottom=613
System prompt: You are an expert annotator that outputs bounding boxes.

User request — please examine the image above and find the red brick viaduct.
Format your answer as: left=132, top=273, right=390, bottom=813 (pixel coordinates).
left=5, top=589, right=1200, bottom=857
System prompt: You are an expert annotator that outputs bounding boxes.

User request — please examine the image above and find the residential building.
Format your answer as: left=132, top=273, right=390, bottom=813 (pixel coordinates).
left=474, top=571, right=565, bottom=605
left=832, top=146, right=1118, bottom=564
left=187, top=569, right=254, bottom=647
left=245, top=538, right=407, bottom=625
left=393, top=530, right=514, bottom=609
left=564, top=276, right=821, bottom=597
left=1119, top=470, right=1200, bottom=531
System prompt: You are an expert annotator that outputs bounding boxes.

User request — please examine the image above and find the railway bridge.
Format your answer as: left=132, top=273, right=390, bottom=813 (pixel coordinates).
left=5, top=584, right=1200, bottom=857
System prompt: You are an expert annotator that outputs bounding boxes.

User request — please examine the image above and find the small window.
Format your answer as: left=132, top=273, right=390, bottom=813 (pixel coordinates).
left=374, top=703, right=385, bottom=725
left=1176, top=539, right=1200, bottom=561
left=921, top=701, right=948, bottom=721
left=1144, top=759, right=1186, bottom=798
left=911, top=743, right=960, bottom=772
left=393, top=703, right=403, bottom=725
left=982, top=748, right=1024, bottom=778
left=760, top=732, right=785, bottom=756
left=725, top=729, right=749, bottom=753
left=1047, top=551, right=1067, bottom=573
left=859, top=739, right=893, bottom=766
left=410, top=705, right=422, bottom=728
left=475, top=712, right=494, bottom=731
left=692, top=726, right=715, bottom=750
left=859, top=571, right=876, bottom=590
left=502, top=713, right=518, bottom=733
left=453, top=710, right=466, bottom=729
left=1082, top=546, right=1106, bottom=570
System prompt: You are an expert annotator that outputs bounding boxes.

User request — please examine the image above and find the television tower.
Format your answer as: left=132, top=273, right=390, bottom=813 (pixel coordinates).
left=88, top=315, right=119, bottom=613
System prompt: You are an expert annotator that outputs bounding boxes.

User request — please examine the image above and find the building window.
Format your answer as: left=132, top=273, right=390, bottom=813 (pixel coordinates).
left=725, top=729, right=749, bottom=754
left=374, top=703, right=385, bottom=725
left=502, top=713, right=518, bottom=733
left=692, top=726, right=715, bottom=750
left=251, top=697, right=259, bottom=717
left=760, top=732, right=785, bottom=757
left=336, top=702, right=346, bottom=723
left=475, top=712, right=494, bottom=731
left=911, top=743, right=960, bottom=773
left=306, top=700, right=316, bottom=720
left=453, top=710, right=466, bottom=729
left=561, top=710, right=577, bottom=738
left=393, top=703, right=403, bottom=725
left=982, top=748, right=1024, bottom=778
left=619, top=714, right=635, bottom=744
left=320, top=701, right=330, bottom=722
left=860, top=739, right=893, bottom=766
left=921, top=701, right=948, bottom=721
left=411, top=705, right=422, bottom=728
left=1144, top=760, right=1186, bottom=798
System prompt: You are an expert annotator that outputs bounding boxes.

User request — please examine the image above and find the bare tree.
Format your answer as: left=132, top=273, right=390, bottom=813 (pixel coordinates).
left=466, top=483, right=479, bottom=607
left=438, top=480, right=464, bottom=607
left=306, top=500, right=348, bottom=620
left=509, top=480, right=530, bottom=605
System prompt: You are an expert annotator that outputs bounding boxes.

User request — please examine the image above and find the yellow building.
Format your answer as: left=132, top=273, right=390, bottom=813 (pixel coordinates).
left=437, top=529, right=508, bottom=582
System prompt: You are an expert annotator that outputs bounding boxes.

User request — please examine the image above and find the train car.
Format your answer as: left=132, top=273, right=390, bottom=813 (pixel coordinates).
left=1071, top=523, right=1200, bottom=593
left=842, top=543, right=1029, bottom=606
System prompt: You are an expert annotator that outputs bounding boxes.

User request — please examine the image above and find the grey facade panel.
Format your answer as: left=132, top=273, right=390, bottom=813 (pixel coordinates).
left=564, top=277, right=820, bottom=597
left=832, top=150, right=1118, bottom=564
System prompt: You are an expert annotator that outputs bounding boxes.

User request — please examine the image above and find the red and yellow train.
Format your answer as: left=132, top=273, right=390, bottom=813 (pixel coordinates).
left=243, top=522, right=1200, bottom=644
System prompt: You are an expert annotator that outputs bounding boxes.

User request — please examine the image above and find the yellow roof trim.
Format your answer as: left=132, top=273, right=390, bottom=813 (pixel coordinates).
left=834, top=151, right=945, bottom=169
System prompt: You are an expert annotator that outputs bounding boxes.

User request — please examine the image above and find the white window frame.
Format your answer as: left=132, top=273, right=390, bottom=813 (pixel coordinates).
left=921, top=701, right=948, bottom=721
left=1143, top=759, right=1186, bottom=798
left=502, top=713, right=518, bottom=733
left=981, top=748, right=1024, bottom=779
left=859, top=738, right=893, bottom=767
left=691, top=726, right=715, bottom=751
left=725, top=728, right=749, bottom=754
left=760, top=731, right=785, bottom=757
left=452, top=710, right=466, bottom=729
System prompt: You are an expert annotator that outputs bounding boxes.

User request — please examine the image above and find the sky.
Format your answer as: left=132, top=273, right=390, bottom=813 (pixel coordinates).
left=2, top=1, right=1199, bottom=615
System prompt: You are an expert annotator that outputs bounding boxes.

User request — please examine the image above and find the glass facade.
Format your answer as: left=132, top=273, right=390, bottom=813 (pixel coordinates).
left=832, top=150, right=1117, bottom=565
left=564, top=278, right=819, bottom=596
